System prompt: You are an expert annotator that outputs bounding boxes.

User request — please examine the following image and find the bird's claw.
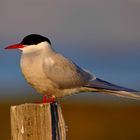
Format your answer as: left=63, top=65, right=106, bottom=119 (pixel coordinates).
left=43, top=95, right=56, bottom=103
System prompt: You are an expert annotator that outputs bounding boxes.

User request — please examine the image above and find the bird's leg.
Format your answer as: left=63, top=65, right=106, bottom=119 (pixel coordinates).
left=43, top=95, right=56, bottom=103
left=48, top=95, right=56, bottom=103
left=43, top=95, right=47, bottom=103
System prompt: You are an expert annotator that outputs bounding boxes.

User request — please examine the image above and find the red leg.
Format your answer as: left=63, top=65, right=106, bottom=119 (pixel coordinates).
left=42, top=95, right=55, bottom=103
left=43, top=95, right=47, bottom=103
left=48, top=95, right=55, bottom=103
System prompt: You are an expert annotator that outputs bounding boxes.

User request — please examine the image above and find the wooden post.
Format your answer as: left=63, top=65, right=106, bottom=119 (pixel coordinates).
left=10, top=102, right=66, bottom=140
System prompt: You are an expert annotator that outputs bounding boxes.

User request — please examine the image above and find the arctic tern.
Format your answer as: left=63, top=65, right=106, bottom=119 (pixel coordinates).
left=5, top=34, right=140, bottom=102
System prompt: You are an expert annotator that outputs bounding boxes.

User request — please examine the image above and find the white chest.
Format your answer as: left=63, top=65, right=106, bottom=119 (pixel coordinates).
left=20, top=54, right=49, bottom=93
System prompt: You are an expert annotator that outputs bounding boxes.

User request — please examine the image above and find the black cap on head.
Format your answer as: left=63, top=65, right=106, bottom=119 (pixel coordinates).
left=21, top=34, right=51, bottom=45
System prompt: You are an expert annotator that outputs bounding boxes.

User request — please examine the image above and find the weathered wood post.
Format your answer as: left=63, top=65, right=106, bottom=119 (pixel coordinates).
left=10, top=102, right=66, bottom=140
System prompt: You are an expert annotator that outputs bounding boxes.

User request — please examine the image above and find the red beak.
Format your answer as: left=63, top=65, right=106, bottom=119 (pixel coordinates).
left=4, top=43, right=25, bottom=49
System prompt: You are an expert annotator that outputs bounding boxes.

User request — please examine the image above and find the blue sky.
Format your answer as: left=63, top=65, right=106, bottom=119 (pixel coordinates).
left=0, top=0, right=140, bottom=101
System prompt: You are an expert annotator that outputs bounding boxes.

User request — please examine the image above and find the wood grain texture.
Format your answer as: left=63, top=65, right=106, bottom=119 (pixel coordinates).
left=11, top=102, right=66, bottom=140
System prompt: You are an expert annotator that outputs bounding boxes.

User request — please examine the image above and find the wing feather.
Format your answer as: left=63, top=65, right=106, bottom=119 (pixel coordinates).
left=43, top=53, right=95, bottom=89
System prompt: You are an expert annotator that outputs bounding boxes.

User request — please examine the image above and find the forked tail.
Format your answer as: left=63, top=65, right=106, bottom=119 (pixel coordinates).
left=84, top=78, right=140, bottom=100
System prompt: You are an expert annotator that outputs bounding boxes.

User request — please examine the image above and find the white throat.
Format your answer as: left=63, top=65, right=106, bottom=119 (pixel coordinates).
left=20, top=42, right=51, bottom=54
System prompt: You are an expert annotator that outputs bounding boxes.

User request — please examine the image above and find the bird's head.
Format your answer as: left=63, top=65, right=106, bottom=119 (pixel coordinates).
left=5, top=34, right=52, bottom=53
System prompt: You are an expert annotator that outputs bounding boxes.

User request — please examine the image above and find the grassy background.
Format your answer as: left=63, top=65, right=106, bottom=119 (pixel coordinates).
left=1, top=100, right=140, bottom=140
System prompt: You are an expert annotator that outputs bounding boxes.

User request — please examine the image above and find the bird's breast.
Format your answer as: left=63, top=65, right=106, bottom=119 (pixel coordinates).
left=20, top=54, right=58, bottom=95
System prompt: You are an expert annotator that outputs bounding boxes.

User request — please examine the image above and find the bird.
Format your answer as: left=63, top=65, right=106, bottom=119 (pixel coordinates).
left=5, top=34, right=140, bottom=102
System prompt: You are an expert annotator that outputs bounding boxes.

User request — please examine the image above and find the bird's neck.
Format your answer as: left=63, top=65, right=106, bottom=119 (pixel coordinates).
left=21, top=42, right=55, bottom=56
left=20, top=43, right=56, bottom=70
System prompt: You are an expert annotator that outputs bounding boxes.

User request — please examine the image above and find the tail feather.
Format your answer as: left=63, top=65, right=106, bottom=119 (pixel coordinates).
left=84, top=78, right=140, bottom=100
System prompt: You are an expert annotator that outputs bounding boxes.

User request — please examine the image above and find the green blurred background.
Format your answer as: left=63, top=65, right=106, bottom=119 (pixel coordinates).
left=0, top=0, right=140, bottom=139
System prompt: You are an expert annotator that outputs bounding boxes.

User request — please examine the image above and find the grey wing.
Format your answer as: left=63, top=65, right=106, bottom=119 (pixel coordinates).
left=43, top=53, right=95, bottom=89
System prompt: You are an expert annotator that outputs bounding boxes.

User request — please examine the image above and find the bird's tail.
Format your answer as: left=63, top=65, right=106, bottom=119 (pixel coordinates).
left=83, top=78, right=140, bottom=100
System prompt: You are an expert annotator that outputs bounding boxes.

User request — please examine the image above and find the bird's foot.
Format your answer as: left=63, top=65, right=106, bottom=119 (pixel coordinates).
left=43, top=95, right=56, bottom=103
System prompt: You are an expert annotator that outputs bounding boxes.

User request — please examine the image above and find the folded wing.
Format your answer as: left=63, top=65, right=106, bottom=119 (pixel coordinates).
left=43, top=53, right=95, bottom=89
